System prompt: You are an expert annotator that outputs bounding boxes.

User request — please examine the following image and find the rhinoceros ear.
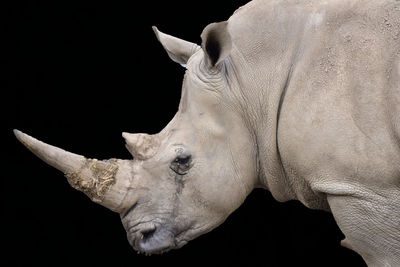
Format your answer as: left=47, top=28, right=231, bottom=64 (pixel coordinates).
left=201, top=21, right=232, bottom=68
left=152, top=26, right=200, bottom=66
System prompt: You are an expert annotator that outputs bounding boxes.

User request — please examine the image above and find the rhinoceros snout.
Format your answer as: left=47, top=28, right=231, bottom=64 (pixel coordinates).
left=127, top=222, right=177, bottom=255
left=137, top=227, right=176, bottom=254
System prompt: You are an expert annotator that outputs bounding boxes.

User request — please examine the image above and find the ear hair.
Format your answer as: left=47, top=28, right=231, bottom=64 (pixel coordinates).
left=201, top=21, right=232, bottom=68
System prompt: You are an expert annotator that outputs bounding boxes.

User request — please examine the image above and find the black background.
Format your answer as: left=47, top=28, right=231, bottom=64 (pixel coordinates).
left=4, top=1, right=366, bottom=266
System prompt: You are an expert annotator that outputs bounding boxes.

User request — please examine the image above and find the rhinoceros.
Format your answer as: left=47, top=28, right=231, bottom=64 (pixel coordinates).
left=14, top=0, right=400, bottom=266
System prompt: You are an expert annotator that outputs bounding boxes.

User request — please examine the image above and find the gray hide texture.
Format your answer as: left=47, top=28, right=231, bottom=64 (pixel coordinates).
left=14, top=0, right=400, bottom=266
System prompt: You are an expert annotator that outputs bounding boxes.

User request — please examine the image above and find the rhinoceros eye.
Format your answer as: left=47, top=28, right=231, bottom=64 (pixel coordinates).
left=170, top=154, right=192, bottom=175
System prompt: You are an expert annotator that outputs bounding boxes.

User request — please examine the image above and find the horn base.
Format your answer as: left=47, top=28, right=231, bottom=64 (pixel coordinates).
left=65, top=158, right=119, bottom=204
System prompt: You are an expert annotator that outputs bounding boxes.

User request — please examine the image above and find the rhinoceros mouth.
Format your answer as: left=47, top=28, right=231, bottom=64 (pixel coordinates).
left=126, top=219, right=208, bottom=255
left=137, top=227, right=176, bottom=254
left=128, top=223, right=181, bottom=255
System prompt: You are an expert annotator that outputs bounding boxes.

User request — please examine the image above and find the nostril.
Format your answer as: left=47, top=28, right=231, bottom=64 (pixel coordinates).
left=141, top=228, right=156, bottom=240
left=136, top=226, right=176, bottom=254
left=140, top=225, right=157, bottom=241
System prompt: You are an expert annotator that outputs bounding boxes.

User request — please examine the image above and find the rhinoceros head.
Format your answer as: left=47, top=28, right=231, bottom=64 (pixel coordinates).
left=14, top=21, right=258, bottom=254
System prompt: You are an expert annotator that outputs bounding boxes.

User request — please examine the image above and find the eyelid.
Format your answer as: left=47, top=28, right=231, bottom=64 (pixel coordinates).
left=174, top=147, right=191, bottom=157
left=175, top=154, right=191, bottom=163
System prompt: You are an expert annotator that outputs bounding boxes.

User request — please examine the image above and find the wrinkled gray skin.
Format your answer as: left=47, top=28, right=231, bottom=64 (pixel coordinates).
left=14, top=0, right=400, bottom=266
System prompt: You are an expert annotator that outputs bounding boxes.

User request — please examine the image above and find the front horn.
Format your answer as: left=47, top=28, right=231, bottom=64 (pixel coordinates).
left=14, top=129, right=133, bottom=213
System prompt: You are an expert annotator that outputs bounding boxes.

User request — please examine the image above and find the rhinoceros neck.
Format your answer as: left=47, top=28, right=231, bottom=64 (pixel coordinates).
left=229, top=0, right=400, bottom=209
left=229, top=52, right=298, bottom=202
left=226, top=0, right=312, bottom=202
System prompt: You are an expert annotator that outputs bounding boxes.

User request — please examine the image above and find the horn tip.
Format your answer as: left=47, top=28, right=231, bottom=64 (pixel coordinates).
left=14, top=129, right=28, bottom=143
left=13, top=128, right=22, bottom=137
left=14, top=129, right=36, bottom=149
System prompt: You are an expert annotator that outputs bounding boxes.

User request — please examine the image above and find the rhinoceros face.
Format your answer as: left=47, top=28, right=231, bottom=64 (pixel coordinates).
left=14, top=22, right=258, bottom=255
left=121, top=23, right=258, bottom=254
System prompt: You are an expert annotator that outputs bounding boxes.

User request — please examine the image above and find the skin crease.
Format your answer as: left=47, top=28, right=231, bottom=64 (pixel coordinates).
left=14, top=0, right=399, bottom=265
